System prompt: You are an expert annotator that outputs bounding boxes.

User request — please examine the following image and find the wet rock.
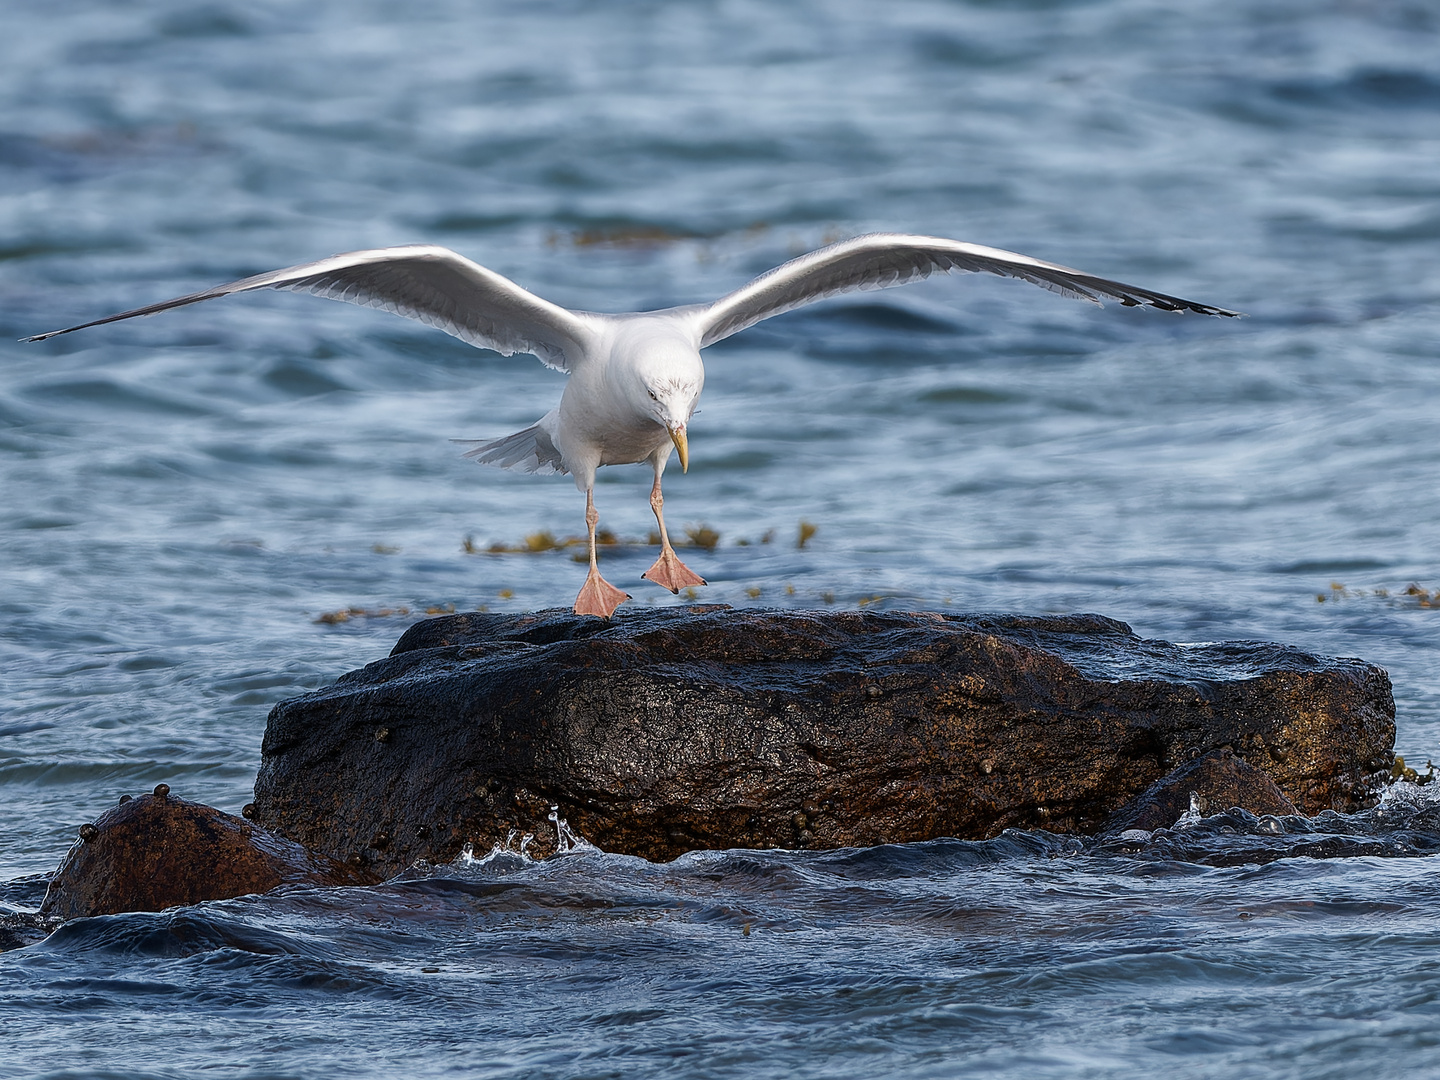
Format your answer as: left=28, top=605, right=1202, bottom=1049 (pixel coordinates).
left=251, top=607, right=1395, bottom=873
left=1103, top=748, right=1299, bottom=833
left=0, top=873, right=58, bottom=950
left=41, top=789, right=372, bottom=919
left=0, top=912, right=58, bottom=952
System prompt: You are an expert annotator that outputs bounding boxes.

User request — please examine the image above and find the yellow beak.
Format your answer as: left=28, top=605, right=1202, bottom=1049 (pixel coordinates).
left=668, top=424, right=689, bottom=473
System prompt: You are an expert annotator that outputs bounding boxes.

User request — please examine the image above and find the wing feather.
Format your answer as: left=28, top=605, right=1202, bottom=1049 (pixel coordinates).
left=24, top=245, right=596, bottom=371
left=693, top=233, right=1240, bottom=347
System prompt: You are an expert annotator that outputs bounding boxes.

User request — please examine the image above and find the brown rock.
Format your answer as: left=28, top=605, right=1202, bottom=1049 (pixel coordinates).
left=41, top=789, right=371, bottom=919
left=1104, top=748, right=1299, bottom=833
left=251, top=607, right=1395, bottom=873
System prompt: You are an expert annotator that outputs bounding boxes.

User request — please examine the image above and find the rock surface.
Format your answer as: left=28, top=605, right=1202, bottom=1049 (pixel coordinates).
left=41, top=786, right=370, bottom=919
left=251, top=607, right=1395, bottom=874
left=1102, top=748, right=1299, bottom=833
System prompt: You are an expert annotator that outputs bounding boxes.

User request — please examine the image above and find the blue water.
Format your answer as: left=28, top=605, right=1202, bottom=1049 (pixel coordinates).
left=4, top=0, right=1440, bottom=1075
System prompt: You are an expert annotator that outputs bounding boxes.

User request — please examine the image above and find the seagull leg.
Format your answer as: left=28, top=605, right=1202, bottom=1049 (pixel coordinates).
left=573, top=488, right=630, bottom=619
left=642, top=472, right=707, bottom=593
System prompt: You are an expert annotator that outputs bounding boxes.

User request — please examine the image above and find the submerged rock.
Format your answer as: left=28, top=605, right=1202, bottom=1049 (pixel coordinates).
left=0, top=911, right=58, bottom=952
left=41, top=786, right=370, bottom=919
left=251, top=607, right=1395, bottom=874
left=1095, top=788, right=1440, bottom=868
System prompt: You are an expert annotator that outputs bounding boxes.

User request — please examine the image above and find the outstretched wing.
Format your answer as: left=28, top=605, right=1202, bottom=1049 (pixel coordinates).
left=24, top=244, right=597, bottom=371
left=692, top=233, right=1240, bottom=348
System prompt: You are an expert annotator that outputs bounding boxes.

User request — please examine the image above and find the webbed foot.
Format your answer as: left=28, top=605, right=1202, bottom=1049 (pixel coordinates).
left=642, top=547, right=708, bottom=593
left=574, top=568, right=630, bottom=619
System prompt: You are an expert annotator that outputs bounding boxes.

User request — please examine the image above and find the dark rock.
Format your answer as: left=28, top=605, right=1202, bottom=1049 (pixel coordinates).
left=0, top=907, right=60, bottom=952
left=41, top=790, right=372, bottom=919
left=1103, top=748, right=1299, bottom=833
left=251, top=607, right=1395, bottom=873
left=0, top=918, right=40, bottom=952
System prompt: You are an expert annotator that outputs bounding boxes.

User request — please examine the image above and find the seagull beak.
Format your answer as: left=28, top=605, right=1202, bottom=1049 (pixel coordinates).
left=667, top=424, right=689, bottom=473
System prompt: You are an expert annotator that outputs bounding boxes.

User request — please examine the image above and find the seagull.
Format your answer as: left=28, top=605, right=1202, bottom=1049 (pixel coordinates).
left=24, top=233, right=1239, bottom=618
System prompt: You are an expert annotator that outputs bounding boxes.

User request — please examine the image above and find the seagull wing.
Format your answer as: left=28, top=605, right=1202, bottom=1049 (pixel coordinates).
left=24, top=244, right=596, bottom=371
left=692, top=233, right=1240, bottom=348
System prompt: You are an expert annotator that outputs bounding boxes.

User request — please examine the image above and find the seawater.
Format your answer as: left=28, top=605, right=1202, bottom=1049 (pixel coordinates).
left=3, top=1, right=1440, bottom=1076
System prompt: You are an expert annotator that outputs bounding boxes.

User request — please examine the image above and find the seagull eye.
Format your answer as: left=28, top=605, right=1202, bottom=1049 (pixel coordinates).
left=648, top=390, right=658, bottom=401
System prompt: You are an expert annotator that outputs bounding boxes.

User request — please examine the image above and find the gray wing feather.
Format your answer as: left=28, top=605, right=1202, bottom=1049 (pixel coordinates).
left=24, top=245, right=595, bottom=371
left=454, top=424, right=567, bottom=475
left=694, top=233, right=1240, bottom=348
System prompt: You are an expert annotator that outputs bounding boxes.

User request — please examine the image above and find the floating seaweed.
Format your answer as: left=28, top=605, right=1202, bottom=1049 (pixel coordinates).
left=1316, top=582, right=1440, bottom=609
left=1405, top=583, right=1440, bottom=608
left=480, top=531, right=588, bottom=554
left=547, top=221, right=771, bottom=252
left=465, top=518, right=814, bottom=561
left=557, top=224, right=700, bottom=249
left=314, top=603, right=455, bottom=625
left=474, top=526, right=718, bottom=554
left=1391, top=755, right=1438, bottom=786
left=685, top=525, right=720, bottom=550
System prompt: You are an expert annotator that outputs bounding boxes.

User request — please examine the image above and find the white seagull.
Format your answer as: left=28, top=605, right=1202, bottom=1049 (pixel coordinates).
left=25, top=233, right=1239, bottom=618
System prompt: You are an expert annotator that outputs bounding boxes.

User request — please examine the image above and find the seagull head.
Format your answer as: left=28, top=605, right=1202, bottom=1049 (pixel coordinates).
left=631, top=342, right=703, bottom=473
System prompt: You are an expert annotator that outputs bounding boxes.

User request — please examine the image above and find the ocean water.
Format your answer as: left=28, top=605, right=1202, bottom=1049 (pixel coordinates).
left=3, top=0, right=1440, bottom=1075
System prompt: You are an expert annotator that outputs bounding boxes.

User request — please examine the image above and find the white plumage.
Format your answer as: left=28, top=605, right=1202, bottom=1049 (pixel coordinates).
left=26, top=233, right=1239, bottom=617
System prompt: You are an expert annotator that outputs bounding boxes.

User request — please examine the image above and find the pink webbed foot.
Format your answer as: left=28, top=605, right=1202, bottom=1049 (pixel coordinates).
left=574, top=568, right=630, bottom=619
left=642, top=547, right=708, bottom=594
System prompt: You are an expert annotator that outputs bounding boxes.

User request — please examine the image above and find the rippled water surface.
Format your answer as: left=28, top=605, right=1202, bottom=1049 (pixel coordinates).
left=3, top=1, right=1440, bottom=1076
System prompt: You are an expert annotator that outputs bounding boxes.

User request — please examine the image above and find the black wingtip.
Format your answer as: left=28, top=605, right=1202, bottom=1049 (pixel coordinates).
left=1158, top=299, right=1244, bottom=318
left=21, top=328, right=69, bottom=342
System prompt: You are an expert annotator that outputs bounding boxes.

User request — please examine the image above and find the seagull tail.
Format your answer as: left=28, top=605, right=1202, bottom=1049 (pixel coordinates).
left=454, top=424, right=567, bottom=475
